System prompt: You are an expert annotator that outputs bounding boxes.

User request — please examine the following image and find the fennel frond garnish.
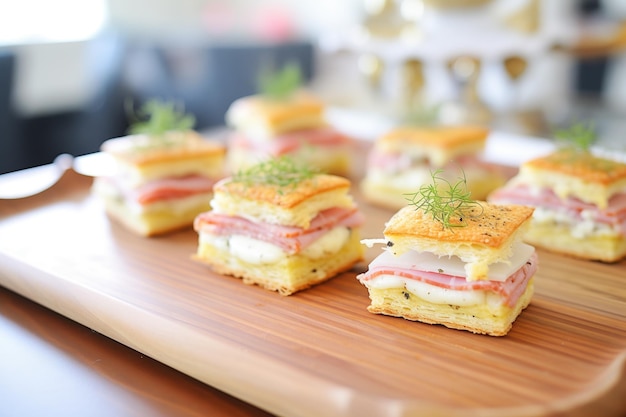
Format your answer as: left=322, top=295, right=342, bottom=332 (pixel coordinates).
left=404, top=169, right=482, bottom=229
left=231, top=155, right=318, bottom=190
left=258, top=63, right=302, bottom=101
left=554, top=121, right=596, bottom=153
left=127, top=99, right=196, bottom=137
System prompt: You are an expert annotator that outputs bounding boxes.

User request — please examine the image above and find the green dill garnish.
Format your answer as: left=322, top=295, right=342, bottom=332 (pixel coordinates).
left=258, top=63, right=302, bottom=101
left=230, top=155, right=318, bottom=190
left=554, top=121, right=596, bottom=153
left=127, top=99, right=196, bottom=137
left=404, top=169, right=482, bottom=229
left=402, top=103, right=441, bottom=126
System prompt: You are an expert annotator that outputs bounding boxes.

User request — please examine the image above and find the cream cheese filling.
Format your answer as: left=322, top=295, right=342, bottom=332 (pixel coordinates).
left=199, top=226, right=351, bottom=265
left=532, top=207, right=619, bottom=238
left=94, top=178, right=212, bottom=215
left=364, top=274, right=505, bottom=311
left=366, top=165, right=491, bottom=191
left=359, top=243, right=535, bottom=309
left=362, top=242, right=534, bottom=282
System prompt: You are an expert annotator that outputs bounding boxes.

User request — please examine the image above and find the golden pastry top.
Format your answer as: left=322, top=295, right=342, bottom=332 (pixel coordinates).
left=523, top=150, right=626, bottom=185
left=215, top=174, right=351, bottom=209
left=378, top=125, right=489, bottom=150
left=101, top=130, right=225, bottom=167
left=226, top=90, right=325, bottom=132
left=384, top=203, right=534, bottom=249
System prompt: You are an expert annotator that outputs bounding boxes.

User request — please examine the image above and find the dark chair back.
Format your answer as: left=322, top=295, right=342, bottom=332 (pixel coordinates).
left=0, top=49, right=20, bottom=174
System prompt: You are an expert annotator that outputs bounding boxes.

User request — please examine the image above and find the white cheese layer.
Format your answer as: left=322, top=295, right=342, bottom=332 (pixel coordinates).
left=532, top=207, right=618, bottom=238
left=365, top=167, right=434, bottom=190
left=116, top=158, right=222, bottom=188
left=199, top=226, right=350, bottom=265
left=300, top=227, right=350, bottom=258
left=93, top=178, right=212, bottom=214
left=365, top=242, right=535, bottom=282
left=365, top=274, right=504, bottom=309
left=513, top=167, right=626, bottom=210
left=366, top=166, right=489, bottom=191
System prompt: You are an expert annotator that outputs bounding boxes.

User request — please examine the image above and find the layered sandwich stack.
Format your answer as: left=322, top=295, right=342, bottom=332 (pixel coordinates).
left=194, top=156, right=365, bottom=295
left=93, top=101, right=226, bottom=236
left=361, top=125, right=506, bottom=209
left=488, top=148, right=626, bottom=262
left=225, top=66, right=354, bottom=176
left=358, top=172, right=537, bottom=336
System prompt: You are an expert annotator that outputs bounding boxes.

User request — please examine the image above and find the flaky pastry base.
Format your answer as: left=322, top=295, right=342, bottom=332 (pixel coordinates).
left=364, top=279, right=534, bottom=336
left=194, top=230, right=363, bottom=295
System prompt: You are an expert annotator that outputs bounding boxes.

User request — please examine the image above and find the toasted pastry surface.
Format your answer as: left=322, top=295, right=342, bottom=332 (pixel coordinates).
left=516, top=150, right=626, bottom=209
left=375, top=125, right=488, bottom=166
left=379, top=125, right=489, bottom=149
left=384, top=203, right=533, bottom=248
left=211, top=174, right=355, bottom=229
left=523, top=150, right=626, bottom=184
left=383, top=203, right=534, bottom=280
left=214, top=174, right=351, bottom=209
left=101, top=130, right=225, bottom=167
left=364, top=279, right=534, bottom=336
left=226, top=91, right=325, bottom=135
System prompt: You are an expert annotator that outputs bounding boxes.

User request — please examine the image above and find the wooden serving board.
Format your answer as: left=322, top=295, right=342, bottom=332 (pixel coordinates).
left=0, top=163, right=625, bottom=417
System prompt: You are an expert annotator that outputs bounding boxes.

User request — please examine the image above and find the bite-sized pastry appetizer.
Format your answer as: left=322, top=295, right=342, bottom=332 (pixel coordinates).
left=93, top=100, right=226, bottom=237
left=225, top=64, right=354, bottom=176
left=488, top=124, right=626, bottom=262
left=360, top=125, right=507, bottom=209
left=194, top=156, right=365, bottom=295
left=358, top=171, right=537, bottom=336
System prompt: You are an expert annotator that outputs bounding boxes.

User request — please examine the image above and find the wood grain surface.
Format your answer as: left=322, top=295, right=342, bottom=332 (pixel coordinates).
left=0, top=286, right=274, bottom=417
left=0, top=160, right=625, bottom=417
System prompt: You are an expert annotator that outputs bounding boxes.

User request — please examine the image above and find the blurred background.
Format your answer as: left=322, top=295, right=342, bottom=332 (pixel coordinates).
left=1, top=0, right=625, bottom=174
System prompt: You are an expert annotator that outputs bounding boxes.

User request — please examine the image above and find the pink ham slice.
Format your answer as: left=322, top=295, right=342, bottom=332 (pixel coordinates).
left=367, top=148, right=502, bottom=175
left=489, top=184, right=626, bottom=234
left=99, top=175, right=218, bottom=205
left=230, top=126, right=353, bottom=156
left=135, top=175, right=217, bottom=205
left=358, top=252, right=538, bottom=307
left=194, top=207, right=365, bottom=254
